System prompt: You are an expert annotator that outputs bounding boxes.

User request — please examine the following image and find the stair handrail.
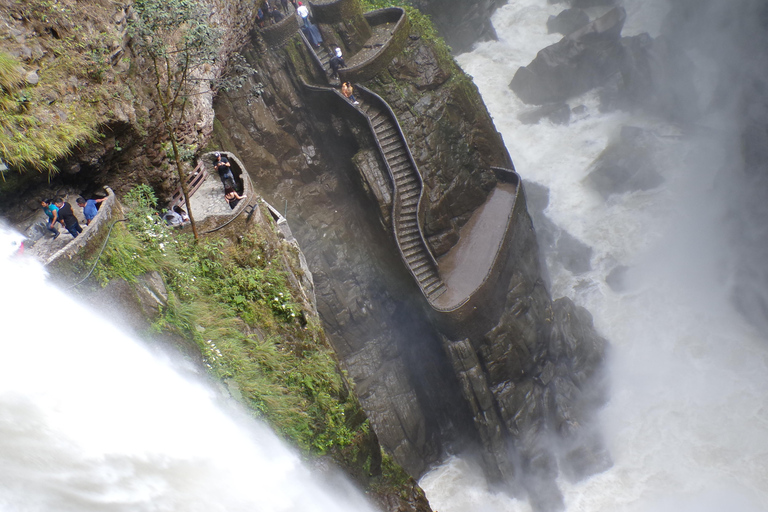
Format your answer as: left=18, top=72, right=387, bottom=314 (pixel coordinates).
left=298, top=30, right=330, bottom=82
left=354, top=84, right=438, bottom=270
left=301, top=80, right=444, bottom=299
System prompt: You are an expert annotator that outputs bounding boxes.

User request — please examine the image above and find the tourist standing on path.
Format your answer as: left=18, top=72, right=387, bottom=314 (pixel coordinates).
left=215, top=152, right=235, bottom=188
left=40, top=199, right=60, bottom=239
left=54, top=198, right=82, bottom=238
left=342, top=82, right=359, bottom=105
left=76, top=196, right=107, bottom=226
left=280, top=0, right=289, bottom=14
left=297, top=2, right=323, bottom=47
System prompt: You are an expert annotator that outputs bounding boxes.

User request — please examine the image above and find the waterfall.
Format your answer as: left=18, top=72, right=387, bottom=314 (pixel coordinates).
left=421, top=0, right=768, bottom=510
left=0, top=236, right=379, bottom=512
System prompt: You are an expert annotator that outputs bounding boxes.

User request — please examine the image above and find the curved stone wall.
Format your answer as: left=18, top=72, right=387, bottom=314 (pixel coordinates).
left=431, top=168, right=534, bottom=340
left=197, top=151, right=256, bottom=234
left=338, top=8, right=410, bottom=84
left=46, top=187, right=120, bottom=268
left=309, top=0, right=363, bottom=24
left=261, top=14, right=300, bottom=48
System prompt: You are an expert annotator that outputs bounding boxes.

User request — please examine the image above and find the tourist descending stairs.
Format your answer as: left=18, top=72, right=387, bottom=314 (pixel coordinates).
left=299, top=32, right=339, bottom=85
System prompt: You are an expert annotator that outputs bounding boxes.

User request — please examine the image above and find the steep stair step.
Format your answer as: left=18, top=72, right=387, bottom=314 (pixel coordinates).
left=400, top=239, right=422, bottom=251
left=372, top=117, right=389, bottom=129
left=414, top=267, right=434, bottom=280
left=379, top=133, right=400, bottom=145
left=387, top=154, right=409, bottom=165
left=423, top=276, right=443, bottom=290
left=381, top=139, right=402, bottom=151
left=411, top=259, right=431, bottom=274
left=427, top=284, right=447, bottom=299
left=391, top=164, right=413, bottom=176
left=399, top=231, right=421, bottom=243
left=401, top=192, right=420, bottom=204
left=378, top=127, right=398, bottom=140
left=403, top=248, right=423, bottom=260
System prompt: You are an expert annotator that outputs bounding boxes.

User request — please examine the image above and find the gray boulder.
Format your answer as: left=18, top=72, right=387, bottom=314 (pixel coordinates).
left=583, top=126, right=664, bottom=198
left=547, top=8, right=590, bottom=36
left=518, top=103, right=571, bottom=125
left=510, top=7, right=627, bottom=105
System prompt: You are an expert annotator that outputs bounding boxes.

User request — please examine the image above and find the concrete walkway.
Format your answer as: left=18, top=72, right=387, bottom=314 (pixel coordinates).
left=434, top=182, right=517, bottom=309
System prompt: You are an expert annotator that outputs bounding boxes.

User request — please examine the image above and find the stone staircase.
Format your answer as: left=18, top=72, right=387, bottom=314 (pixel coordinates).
left=357, top=95, right=446, bottom=301
left=300, top=32, right=339, bottom=85
left=300, top=36, right=446, bottom=301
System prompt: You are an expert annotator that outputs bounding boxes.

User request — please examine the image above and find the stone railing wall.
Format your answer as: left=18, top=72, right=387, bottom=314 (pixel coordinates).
left=431, top=168, right=532, bottom=340
left=302, top=81, right=445, bottom=298
left=338, top=8, right=410, bottom=84
left=46, top=187, right=120, bottom=268
left=261, top=13, right=300, bottom=48
left=309, top=0, right=363, bottom=24
left=197, top=151, right=256, bottom=234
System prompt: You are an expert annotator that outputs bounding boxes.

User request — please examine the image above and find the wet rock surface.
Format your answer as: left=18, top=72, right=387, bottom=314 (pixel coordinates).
left=510, top=7, right=628, bottom=105
left=583, top=126, right=664, bottom=198
left=407, top=0, right=507, bottom=54
left=547, top=8, right=590, bottom=36
left=212, top=4, right=610, bottom=509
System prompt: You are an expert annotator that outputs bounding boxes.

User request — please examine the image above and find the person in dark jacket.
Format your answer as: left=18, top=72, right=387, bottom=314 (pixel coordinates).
left=329, top=47, right=346, bottom=78
left=54, top=198, right=83, bottom=238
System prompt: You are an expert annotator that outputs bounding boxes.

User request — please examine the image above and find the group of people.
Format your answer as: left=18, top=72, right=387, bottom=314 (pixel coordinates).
left=256, top=0, right=288, bottom=26
left=215, top=152, right=246, bottom=208
left=41, top=196, right=106, bottom=239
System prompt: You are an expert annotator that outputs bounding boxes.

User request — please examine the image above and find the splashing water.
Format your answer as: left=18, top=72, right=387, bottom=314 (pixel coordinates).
left=421, top=0, right=768, bottom=511
left=0, top=233, right=379, bottom=512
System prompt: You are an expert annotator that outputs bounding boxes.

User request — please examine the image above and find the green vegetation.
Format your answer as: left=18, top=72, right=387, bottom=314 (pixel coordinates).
left=0, top=0, right=126, bottom=175
left=360, top=0, right=453, bottom=68
left=92, top=185, right=366, bottom=454
left=0, top=50, right=101, bottom=175
left=129, top=0, right=223, bottom=238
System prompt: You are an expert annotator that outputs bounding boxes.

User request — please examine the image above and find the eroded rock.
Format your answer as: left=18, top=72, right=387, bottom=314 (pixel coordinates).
left=510, top=7, right=627, bottom=105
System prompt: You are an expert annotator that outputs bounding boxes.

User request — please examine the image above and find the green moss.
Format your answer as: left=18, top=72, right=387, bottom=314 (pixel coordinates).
left=0, top=0, right=129, bottom=175
left=360, top=0, right=453, bottom=67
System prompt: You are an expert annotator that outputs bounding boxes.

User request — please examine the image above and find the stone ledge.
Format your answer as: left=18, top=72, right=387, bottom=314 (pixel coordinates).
left=338, top=8, right=410, bottom=84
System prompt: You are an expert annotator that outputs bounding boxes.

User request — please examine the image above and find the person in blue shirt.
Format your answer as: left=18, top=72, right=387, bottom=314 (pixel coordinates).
left=40, top=198, right=60, bottom=239
left=76, top=196, right=107, bottom=225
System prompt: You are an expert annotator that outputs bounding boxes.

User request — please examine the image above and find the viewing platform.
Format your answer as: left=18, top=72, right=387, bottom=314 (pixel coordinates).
left=171, top=151, right=254, bottom=234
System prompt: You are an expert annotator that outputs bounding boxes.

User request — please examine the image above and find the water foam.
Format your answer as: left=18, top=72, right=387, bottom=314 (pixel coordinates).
left=0, top=239, right=378, bottom=512
left=420, top=1, right=768, bottom=510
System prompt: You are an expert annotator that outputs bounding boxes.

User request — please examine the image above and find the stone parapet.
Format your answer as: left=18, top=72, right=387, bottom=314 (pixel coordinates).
left=431, top=169, right=532, bottom=340
left=309, top=0, right=364, bottom=24
left=261, top=14, right=300, bottom=48
left=338, top=8, right=410, bottom=84
left=46, top=187, right=120, bottom=269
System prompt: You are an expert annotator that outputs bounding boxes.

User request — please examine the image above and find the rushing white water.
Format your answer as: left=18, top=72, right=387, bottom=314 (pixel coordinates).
left=421, top=1, right=768, bottom=511
left=0, top=243, right=378, bottom=512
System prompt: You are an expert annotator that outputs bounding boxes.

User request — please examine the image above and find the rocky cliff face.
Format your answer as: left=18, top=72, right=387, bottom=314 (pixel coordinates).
left=1, top=0, right=611, bottom=509
left=212, top=5, right=610, bottom=510
left=407, top=0, right=507, bottom=54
